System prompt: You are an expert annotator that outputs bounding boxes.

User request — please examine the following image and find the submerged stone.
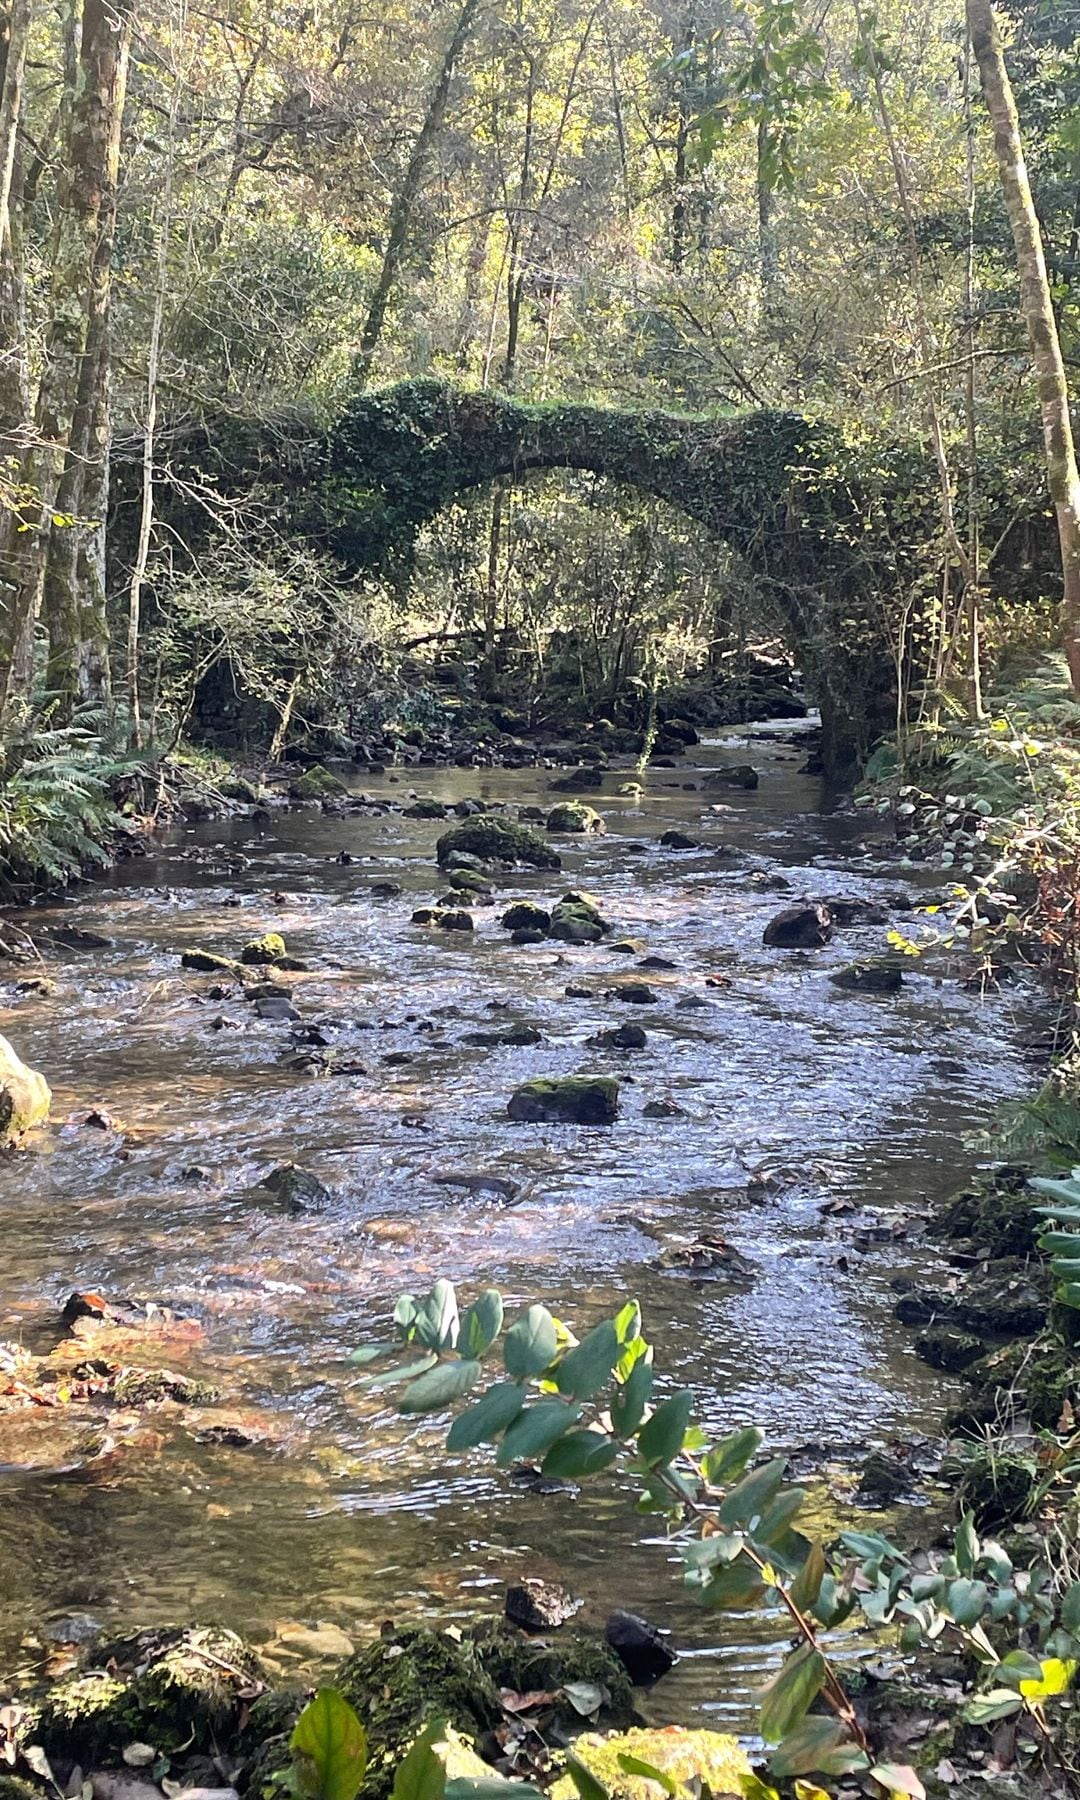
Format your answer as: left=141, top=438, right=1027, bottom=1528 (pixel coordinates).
left=181, top=950, right=243, bottom=975
left=831, top=959, right=903, bottom=993
left=0, top=1033, right=50, bottom=1143
left=247, top=1164, right=331, bottom=1213
left=436, top=818, right=560, bottom=870
left=508, top=1077, right=619, bottom=1125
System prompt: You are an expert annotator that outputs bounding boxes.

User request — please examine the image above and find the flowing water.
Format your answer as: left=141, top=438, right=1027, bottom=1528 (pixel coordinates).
left=0, top=723, right=1038, bottom=1724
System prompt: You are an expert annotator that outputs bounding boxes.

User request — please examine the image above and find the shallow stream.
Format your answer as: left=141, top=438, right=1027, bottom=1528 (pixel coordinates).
left=0, top=724, right=1038, bottom=1726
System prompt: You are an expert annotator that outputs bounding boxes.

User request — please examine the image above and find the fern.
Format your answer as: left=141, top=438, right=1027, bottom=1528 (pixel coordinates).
left=0, top=714, right=146, bottom=894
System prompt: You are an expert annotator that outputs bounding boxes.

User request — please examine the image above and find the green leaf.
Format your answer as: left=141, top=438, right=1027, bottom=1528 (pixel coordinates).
left=611, top=1349, right=653, bottom=1436
left=348, top=1342, right=397, bottom=1365
left=963, top=1689, right=1023, bottom=1725
left=446, top=1382, right=525, bottom=1450
left=718, top=1458, right=786, bottom=1528
left=459, top=1291, right=504, bottom=1358
left=412, top=1281, right=459, bottom=1353
left=789, top=1539, right=826, bottom=1611
left=563, top=1756, right=609, bottom=1800
left=542, top=1428, right=619, bottom=1478
left=614, top=1755, right=677, bottom=1796
left=702, top=1554, right=766, bottom=1609
left=555, top=1321, right=621, bottom=1400
left=495, top=1399, right=582, bottom=1466
left=955, top=1513, right=979, bottom=1577
left=768, top=1716, right=868, bottom=1779
left=998, top=1649, right=1045, bottom=1688
left=399, top=1359, right=481, bottom=1414
left=291, top=1688, right=368, bottom=1800
left=758, top=1644, right=826, bottom=1742
left=752, top=1486, right=805, bottom=1548
left=704, top=1426, right=764, bottom=1486
left=394, top=1295, right=419, bottom=1335
left=868, top=1764, right=924, bottom=1800
left=637, top=1389, right=693, bottom=1465
left=945, top=1578, right=989, bottom=1627
left=446, top=1783, right=544, bottom=1800
left=356, top=1355, right=439, bottom=1389
left=503, top=1306, right=558, bottom=1379
left=1062, top=1582, right=1080, bottom=1636
left=391, top=1721, right=447, bottom=1800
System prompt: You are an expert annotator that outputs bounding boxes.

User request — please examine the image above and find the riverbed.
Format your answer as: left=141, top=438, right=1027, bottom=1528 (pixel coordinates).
left=0, top=724, right=1037, bottom=1726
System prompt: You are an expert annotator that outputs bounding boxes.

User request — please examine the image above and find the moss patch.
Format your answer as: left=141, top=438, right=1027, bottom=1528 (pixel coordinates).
left=334, top=1627, right=502, bottom=1799
left=289, top=765, right=347, bottom=801
left=508, top=1077, right=620, bottom=1124
left=436, top=818, right=561, bottom=870
left=550, top=1727, right=750, bottom=1800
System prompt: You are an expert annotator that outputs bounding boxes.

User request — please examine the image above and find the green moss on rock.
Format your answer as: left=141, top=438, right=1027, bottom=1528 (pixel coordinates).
left=334, top=1627, right=502, bottom=1799
left=111, top=1368, right=222, bottom=1406
left=933, top=1171, right=1039, bottom=1259
left=241, top=933, right=287, bottom=966
left=550, top=1728, right=750, bottom=1800
left=501, top=901, right=551, bottom=933
left=436, top=819, right=561, bottom=870
left=508, top=1077, right=619, bottom=1124
left=289, top=766, right=348, bottom=801
left=547, top=803, right=605, bottom=835
left=471, top=1623, right=634, bottom=1728
left=0, top=1033, right=51, bottom=1142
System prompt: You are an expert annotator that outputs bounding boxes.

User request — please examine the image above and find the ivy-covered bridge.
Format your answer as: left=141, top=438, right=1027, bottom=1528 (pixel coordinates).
left=315, top=379, right=903, bottom=772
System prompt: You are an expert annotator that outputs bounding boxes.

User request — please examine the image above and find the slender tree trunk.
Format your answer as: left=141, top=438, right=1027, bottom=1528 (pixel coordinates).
left=967, top=0, right=1080, bottom=692
left=354, top=0, right=480, bottom=385
left=671, top=0, right=695, bottom=272
left=0, top=0, right=30, bottom=470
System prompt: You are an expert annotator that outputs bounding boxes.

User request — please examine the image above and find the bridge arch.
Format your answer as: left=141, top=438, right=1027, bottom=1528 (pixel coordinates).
left=321, top=379, right=897, bottom=772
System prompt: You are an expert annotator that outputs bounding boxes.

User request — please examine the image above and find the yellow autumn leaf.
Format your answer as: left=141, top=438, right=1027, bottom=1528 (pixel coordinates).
left=1020, top=1658, right=1077, bottom=1699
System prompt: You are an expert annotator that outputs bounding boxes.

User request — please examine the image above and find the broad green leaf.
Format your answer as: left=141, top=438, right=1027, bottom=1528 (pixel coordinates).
left=446, top=1783, right=544, bottom=1800
left=555, top=1320, right=621, bottom=1400
left=752, top=1486, right=805, bottom=1548
left=563, top=1755, right=609, bottom=1800
left=348, top=1342, right=397, bottom=1365
left=613, top=1299, right=641, bottom=1346
left=758, top=1644, right=825, bottom=1742
left=945, top=1578, right=989, bottom=1627
left=413, top=1281, right=459, bottom=1353
left=395, top=1295, right=419, bottom=1334
left=1062, top=1582, right=1080, bottom=1636
left=702, top=1554, right=766, bottom=1610
left=391, top=1721, right=447, bottom=1800
left=495, top=1399, right=582, bottom=1466
left=459, top=1291, right=504, bottom=1358
left=614, top=1755, right=678, bottom=1796
left=399, top=1359, right=481, bottom=1414
left=542, top=1428, right=619, bottom=1478
left=998, top=1649, right=1044, bottom=1687
left=789, top=1539, right=826, bottom=1611
left=503, top=1306, right=558, bottom=1379
left=963, top=1689, right=1023, bottom=1724
left=718, top=1458, right=786, bottom=1529
left=446, top=1382, right=525, bottom=1450
left=637, top=1389, right=694, bottom=1466
left=768, top=1716, right=868, bottom=1779
left=356, top=1354, right=439, bottom=1390
left=291, top=1688, right=368, bottom=1800
left=611, top=1349, right=653, bottom=1436
left=704, top=1426, right=764, bottom=1486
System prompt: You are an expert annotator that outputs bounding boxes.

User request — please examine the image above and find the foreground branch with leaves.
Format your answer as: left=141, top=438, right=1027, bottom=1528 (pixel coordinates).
left=351, top=1281, right=1080, bottom=1798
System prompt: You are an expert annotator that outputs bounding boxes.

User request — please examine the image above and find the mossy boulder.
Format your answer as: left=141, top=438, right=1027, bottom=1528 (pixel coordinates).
left=0, top=1033, right=50, bottom=1142
left=181, top=949, right=243, bottom=975
left=34, top=1626, right=264, bottom=1761
left=550, top=891, right=610, bottom=944
left=448, top=868, right=496, bottom=895
left=289, top=765, right=348, bottom=801
left=470, top=1621, right=634, bottom=1727
left=241, top=932, right=287, bottom=966
left=403, top=798, right=448, bottom=819
left=550, top=1728, right=750, bottom=1800
left=508, top=1077, right=619, bottom=1125
left=501, top=901, right=551, bottom=933
left=111, top=1368, right=222, bottom=1406
left=334, top=1627, right=502, bottom=1798
left=412, top=907, right=474, bottom=932
left=436, top=819, right=561, bottom=870
left=547, top=803, right=605, bottom=835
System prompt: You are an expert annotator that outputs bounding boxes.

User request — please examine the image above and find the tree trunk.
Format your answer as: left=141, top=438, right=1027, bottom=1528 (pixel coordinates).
left=353, top=0, right=480, bottom=385
left=967, top=0, right=1080, bottom=690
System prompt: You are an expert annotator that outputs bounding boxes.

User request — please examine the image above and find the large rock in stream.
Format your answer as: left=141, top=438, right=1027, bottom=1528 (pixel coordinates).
left=762, top=902, right=832, bottom=947
left=436, top=818, right=560, bottom=869
left=508, top=1077, right=619, bottom=1124
left=0, top=1033, right=50, bottom=1142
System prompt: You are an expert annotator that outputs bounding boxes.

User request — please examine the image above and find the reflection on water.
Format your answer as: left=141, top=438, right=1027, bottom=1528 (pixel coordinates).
left=0, top=724, right=1036, bottom=1722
